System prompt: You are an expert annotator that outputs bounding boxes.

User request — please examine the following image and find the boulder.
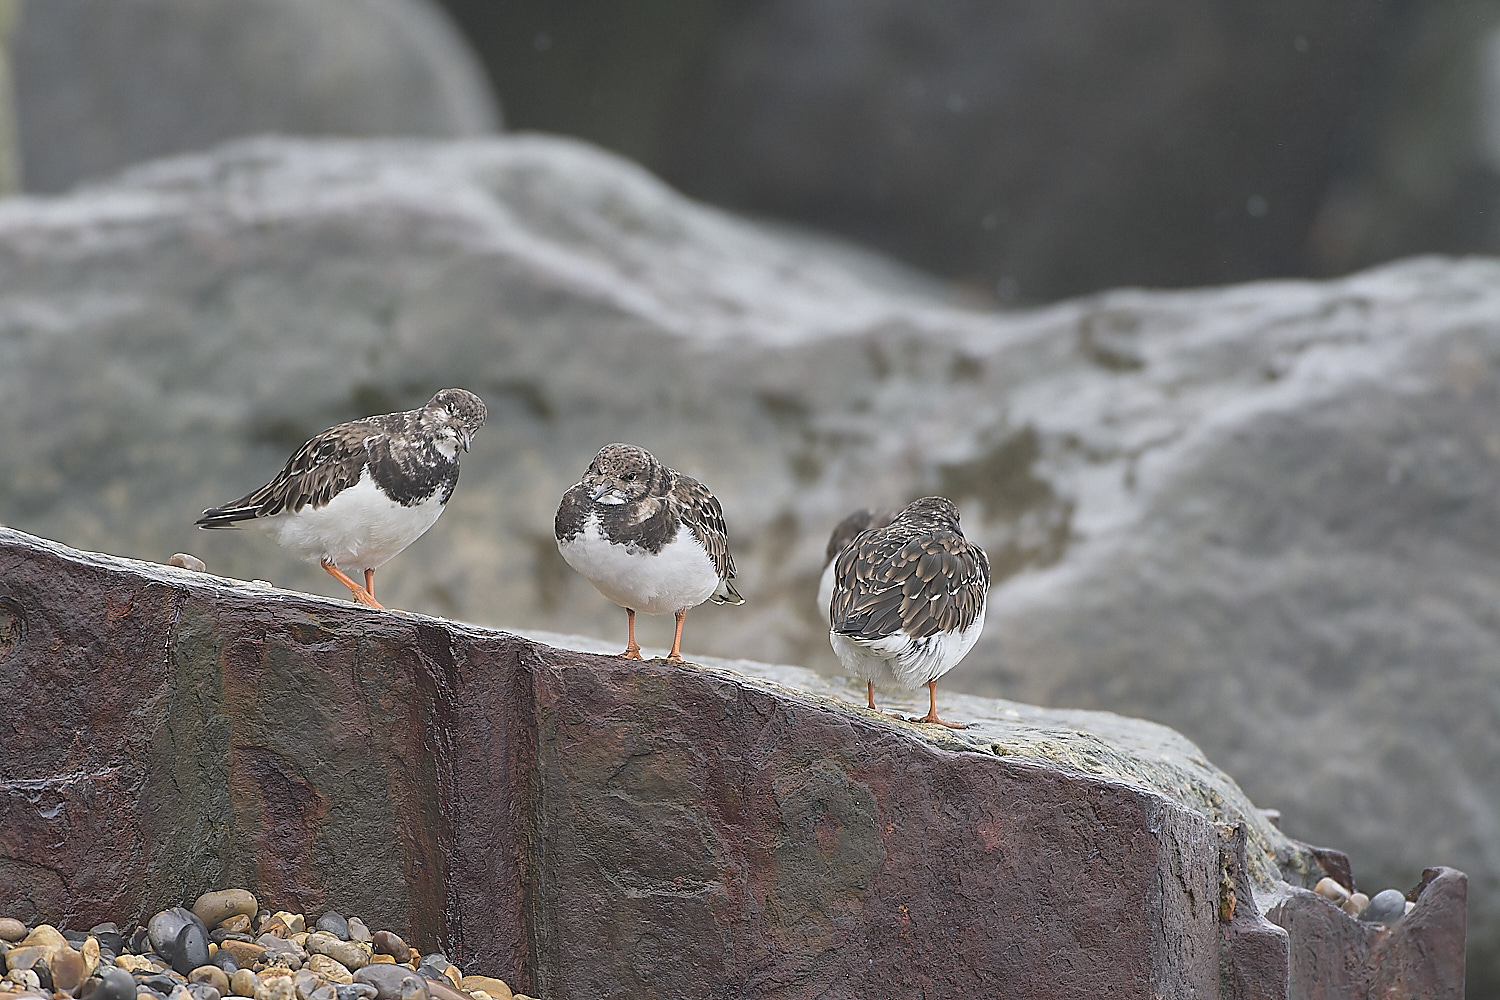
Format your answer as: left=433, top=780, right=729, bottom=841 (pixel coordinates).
left=0, top=527, right=1466, bottom=998
left=11, top=0, right=498, bottom=193
left=0, top=134, right=1494, bottom=987
left=656, top=0, right=1390, bottom=301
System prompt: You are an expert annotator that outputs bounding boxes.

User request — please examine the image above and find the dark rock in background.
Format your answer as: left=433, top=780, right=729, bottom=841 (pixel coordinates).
left=0, top=135, right=1496, bottom=992
left=12, top=0, right=499, bottom=193
left=0, top=527, right=1468, bottom=999
left=439, top=0, right=1500, bottom=304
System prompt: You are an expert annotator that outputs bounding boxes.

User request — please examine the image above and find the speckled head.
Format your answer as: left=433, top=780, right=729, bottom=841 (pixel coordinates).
left=421, top=388, right=487, bottom=452
left=582, top=443, right=663, bottom=504
left=896, top=496, right=963, bottom=532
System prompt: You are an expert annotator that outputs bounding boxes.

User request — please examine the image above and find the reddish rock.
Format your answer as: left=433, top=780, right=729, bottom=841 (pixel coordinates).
left=0, top=528, right=1466, bottom=998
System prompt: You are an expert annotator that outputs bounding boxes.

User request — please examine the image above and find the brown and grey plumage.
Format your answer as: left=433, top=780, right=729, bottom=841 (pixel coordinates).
left=817, top=506, right=900, bottom=626
left=196, top=388, right=486, bottom=609
left=829, top=496, right=988, bottom=728
left=555, top=443, right=742, bottom=661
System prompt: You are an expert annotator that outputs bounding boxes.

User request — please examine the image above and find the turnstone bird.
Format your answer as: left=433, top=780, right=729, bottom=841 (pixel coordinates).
left=555, top=443, right=743, bottom=661
left=829, top=496, right=989, bottom=728
left=195, top=388, right=486, bottom=610
left=816, top=506, right=898, bottom=626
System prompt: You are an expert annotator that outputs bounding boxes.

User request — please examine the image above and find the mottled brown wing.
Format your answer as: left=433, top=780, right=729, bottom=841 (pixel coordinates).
left=196, top=421, right=374, bottom=526
left=831, top=529, right=989, bottom=640
left=671, top=473, right=736, bottom=581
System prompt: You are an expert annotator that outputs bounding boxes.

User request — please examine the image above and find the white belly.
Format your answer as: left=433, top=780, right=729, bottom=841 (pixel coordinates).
left=830, top=601, right=987, bottom=690
left=260, top=471, right=447, bottom=570
left=558, top=514, right=722, bottom=616
left=816, top=560, right=837, bottom=627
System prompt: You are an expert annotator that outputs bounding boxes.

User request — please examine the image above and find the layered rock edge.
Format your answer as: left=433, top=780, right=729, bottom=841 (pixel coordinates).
left=0, top=527, right=1465, bottom=999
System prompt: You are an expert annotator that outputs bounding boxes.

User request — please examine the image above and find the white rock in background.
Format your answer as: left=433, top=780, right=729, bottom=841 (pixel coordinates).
left=0, top=133, right=1497, bottom=983
left=11, top=0, right=499, bottom=193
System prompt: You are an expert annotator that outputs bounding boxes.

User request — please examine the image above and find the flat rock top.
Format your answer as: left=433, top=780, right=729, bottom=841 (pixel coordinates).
left=0, top=524, right=1309, bottom=897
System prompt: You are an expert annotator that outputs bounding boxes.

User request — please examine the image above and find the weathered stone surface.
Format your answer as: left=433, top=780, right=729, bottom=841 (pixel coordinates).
left=0, top=528, right=1465, bottom=997
left=11, top=0, right=498, bottom=194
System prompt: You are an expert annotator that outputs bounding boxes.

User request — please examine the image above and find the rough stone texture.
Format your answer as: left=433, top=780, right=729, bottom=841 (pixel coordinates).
left=656, top=0, right=1391, bottom=302
left=0, top=528, right=1466, bottom=998
left=0, top=135, right=1493, bottom=989
left=11, top=0, right=499, bottom=193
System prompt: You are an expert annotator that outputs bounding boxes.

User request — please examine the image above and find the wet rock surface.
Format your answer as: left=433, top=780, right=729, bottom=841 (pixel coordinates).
left=0, top=528, right=1466, bottom=998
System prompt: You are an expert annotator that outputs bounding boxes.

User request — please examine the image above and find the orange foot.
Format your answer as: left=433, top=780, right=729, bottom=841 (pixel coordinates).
left=321, top=560, right=385, bottom=610
left=910, top=680, right=966, bottom=728
left=620, top=608, right=642, bottom=658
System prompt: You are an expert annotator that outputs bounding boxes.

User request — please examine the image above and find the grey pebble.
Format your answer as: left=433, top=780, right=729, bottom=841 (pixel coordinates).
left=1359, top=888, right=1408, bottom=924
left=86, top=966, right=137, bottom=1000
left=90, top=923, right=125, bottom=954
left=174, top=922, right=211, bottom=976
left=352, top=965, right=429, bottom=1000
left=333, top=985, right=377, bottom=1000
left=314, top=914, right=348, bottom=942
left=344, top=920, right=372, bottom=945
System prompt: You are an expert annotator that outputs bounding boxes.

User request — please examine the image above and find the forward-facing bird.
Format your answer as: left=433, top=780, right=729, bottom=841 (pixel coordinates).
left=555, top=443, right=742, bottom=661
left=196, top=388, right=486, bottom=610
left=816, top=506, right=899, bottom=626
left=829, top=496, right=988, bottom=728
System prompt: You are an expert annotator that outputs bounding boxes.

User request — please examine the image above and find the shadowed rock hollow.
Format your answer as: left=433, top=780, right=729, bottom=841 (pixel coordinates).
left=0, top=134, right=1494, bottom=990
left=0, top=528, right=1468, bottom=999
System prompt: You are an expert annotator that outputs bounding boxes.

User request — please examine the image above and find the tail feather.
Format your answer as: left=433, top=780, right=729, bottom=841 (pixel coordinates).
left=711, top=578, right=744, bottom=606
left=195, top=506, right=261, bottom=529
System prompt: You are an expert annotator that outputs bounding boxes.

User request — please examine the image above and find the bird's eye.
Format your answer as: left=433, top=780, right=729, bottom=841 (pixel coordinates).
left=623, top=473, right=638, bottom=482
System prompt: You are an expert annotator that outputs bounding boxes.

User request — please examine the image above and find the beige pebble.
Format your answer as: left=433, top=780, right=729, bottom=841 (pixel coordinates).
left=193, top=889, right=259, bottom=931
left=255, top=974, right=295, bottom=1000
left=459, top=977, right=511, bottom=1000
left=305, top=956, right=351, bottom=986
left=116, top=956, right=159, bottom=974
left=191, top=966, right=231, bottom=994
left=271, top=914, right=306, bottom=936
left=1313, top=877, right=1351, bottom=905
left=17, top=927, right=65, bottom=951
left=220, top=915, right=253, bottom=936
left=1341, top=891, right=1370, bottom=917
left=0, top=921, right=24, bottom=944
left=307, top=934, right=368, bottom=973
left=292, top=969, right=322, bottom=1000
left=81, top=936, right=100, bottom=977
left=231, top=969, right=259, bottom=997
left=369, top=956, right=395, bottom=966
left=48, top=946, right=87, bottom=993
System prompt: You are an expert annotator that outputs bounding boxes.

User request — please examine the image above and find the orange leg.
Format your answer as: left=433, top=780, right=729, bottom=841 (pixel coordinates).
left=911, top=680, right=967, bottom=729
left=867, top=680, right=878, bottom=711
left=321, top=559, right=384, bottom=609
left=666, top=609, right=687, bottom=662
left=364, top=569, right=376, bottom=601
left=620, top=609, right=643, bottom=659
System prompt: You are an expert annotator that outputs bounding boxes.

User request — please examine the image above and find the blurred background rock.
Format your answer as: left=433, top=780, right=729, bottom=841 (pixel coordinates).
left=5, top=1, right=1500, bottom=995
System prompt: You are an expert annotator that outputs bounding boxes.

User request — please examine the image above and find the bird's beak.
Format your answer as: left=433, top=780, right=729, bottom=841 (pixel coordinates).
left=461, top=430, right=472, bottom=452
left=589, top=482, right=609, bottom=501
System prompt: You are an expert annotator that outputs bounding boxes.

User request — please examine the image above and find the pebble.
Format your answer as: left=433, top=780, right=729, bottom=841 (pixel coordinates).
left=1312, top=877, right=1350, bottom=905
left=87, top=966, right=137, bottom=1000
left=89, top=926, right=124, bottom=957
left=1359, top=888, right=1408, bottom=924
left=352, top=966, right=429, bottom=1000
left=230, top=971, right=258, bottom=998
left=306, top=936, right=366, bottom=974
left=1341, top=891, right=1369, bottom=917
left=0, top=894, right=529, bottom=1000
left=168, top=553, right=207, bottom=572
left=50, top=947, right=87, bottom=993
left=311, top=917, right=347, bottom=944
left=214, top=943, right=265, bottom=969
left=254, top=976, right=294, bottom=1000
left=304, top=958, right=351, bottom=986
left=193, top=893, right=258, bottom=933
left=367, top=936, right=405, bottom=963
left=189, top=968, right=230, bottom=995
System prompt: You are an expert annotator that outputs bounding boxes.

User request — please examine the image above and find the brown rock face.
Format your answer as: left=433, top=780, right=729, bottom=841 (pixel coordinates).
left=0, top=528, right=1465, bottom=998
